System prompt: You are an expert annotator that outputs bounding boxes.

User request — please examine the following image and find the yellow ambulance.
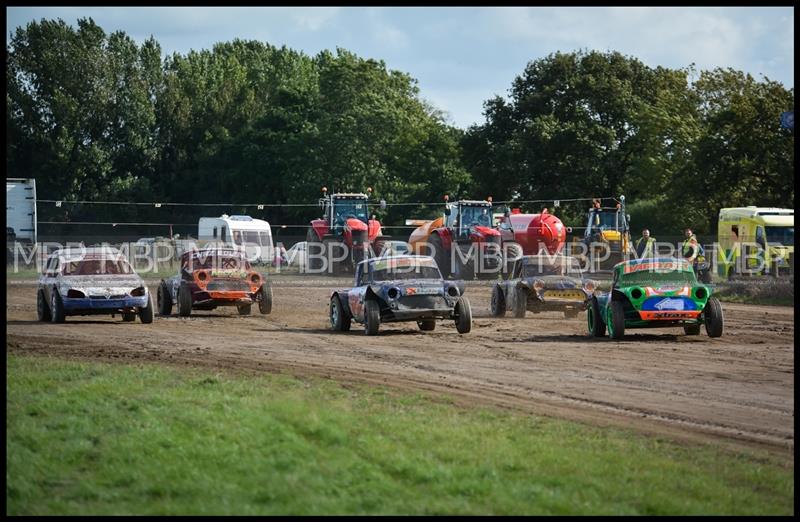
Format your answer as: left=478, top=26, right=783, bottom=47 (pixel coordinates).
left=717, top=207, right=794, bottom=277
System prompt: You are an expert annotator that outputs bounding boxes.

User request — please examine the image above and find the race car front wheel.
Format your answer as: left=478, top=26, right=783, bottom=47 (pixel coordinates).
left=704, top=297, right=724, bottom=338
left=364, top=299, right=380, bottom=336
left=37, top=290, right=51, bottom=322
left=454, top=297, right=472, bottom=334
left=490, top=285, right=506, bottom=317
left=587, top=298, right=606, bottom=337
left=139, top=293, right=154, bottom=324
left=50, top=289, right=65, bottom=323
left=330, top=295, right=351, bottom=332
left=608, top=300, right=625, bottom=340
left=258, top=281, right=273, bottom=315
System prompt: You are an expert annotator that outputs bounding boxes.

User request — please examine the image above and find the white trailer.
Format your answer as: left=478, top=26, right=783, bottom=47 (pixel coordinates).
left=6, top=178, right=37, bottom=243
left=198, top=215, right=274, bottom=264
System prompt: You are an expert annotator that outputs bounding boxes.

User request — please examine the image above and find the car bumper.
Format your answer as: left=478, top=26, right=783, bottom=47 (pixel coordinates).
left=62, top=295, right=148, bottom=311
left=193, top=290, right=256, bottom=306
left=385, top=307, right=455, bottom=321
left=637, top=310, right=702, bottom=321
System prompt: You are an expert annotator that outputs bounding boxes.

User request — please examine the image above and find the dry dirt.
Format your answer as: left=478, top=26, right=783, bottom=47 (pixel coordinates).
left=6, top=277, right=795, bottom=458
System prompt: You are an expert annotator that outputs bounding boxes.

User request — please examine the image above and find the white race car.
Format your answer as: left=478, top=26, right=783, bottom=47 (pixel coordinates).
left=37, top=246, right=154, bottom=323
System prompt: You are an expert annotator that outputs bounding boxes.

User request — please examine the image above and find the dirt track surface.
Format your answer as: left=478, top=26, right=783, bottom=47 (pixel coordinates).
left=7, top=277, right=795, bottom=457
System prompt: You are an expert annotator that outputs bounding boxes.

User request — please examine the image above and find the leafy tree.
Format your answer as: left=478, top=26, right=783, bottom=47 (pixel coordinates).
left=670, top=68, right=794, bottom=232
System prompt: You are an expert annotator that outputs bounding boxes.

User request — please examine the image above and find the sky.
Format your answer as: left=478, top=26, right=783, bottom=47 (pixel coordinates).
left=6, top=6, right=795, bottom=129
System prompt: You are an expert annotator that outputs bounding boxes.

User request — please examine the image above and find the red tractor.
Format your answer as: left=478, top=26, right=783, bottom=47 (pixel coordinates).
left=408, top=196, right=503, bottom=279
left=305, top=187, right=388, bottom=274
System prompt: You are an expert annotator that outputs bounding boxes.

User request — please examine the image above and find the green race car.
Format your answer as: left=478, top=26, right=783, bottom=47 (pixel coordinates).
left=588, top=257, right=723, bottom=340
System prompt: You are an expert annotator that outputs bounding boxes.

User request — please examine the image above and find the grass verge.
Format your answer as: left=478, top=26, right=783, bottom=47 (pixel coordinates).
left=6, top=355, right=794, bottom=515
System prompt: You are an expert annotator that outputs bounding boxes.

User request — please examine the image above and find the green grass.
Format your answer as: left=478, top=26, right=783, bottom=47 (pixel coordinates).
left=5, top=267, right=41, bottom=280
left=6, top=355, right=794, bottom=515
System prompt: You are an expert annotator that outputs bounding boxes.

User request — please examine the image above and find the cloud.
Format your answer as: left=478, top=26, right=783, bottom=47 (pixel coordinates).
left=483, top=7, right=792, bottom=84
left=289, top=7, right=340, bottom=32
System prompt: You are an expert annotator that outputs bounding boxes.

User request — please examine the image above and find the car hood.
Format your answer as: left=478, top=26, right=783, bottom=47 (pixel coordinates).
left=522, top=275, right=584, bottom=290
left=372, top=279, right=464, bottom=297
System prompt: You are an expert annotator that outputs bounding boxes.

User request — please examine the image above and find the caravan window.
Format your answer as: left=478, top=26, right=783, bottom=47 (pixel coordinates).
left=213, top=227, right=218, bottom=239
left=232, top=231, right=271, bottom=246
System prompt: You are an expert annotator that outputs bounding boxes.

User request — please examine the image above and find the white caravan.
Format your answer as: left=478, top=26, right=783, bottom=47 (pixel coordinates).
left=198, top=215, right=274, bottom=264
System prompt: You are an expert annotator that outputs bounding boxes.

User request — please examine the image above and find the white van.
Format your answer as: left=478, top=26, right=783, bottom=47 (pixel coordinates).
left=198, top=215, right=274, bottom=265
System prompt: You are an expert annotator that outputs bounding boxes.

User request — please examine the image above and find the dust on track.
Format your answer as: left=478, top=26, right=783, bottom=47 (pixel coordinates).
left=6, top=277, right=794, bottom=459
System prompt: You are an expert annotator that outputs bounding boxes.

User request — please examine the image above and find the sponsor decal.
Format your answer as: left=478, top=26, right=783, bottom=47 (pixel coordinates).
left=624, top=260, right=692, bottom=274
left=639, top=310, right=701, bottom=320
left=208, top=269, right=247, bottom=278
left=404, top=286, right=439, bottom=296
left=641, top=296, right=697, bottom=311
left=654, top=298, right=684, bottom=311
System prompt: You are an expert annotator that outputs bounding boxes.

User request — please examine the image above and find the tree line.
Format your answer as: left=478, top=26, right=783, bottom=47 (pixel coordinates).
left=6, top=18, right=794, bottom=237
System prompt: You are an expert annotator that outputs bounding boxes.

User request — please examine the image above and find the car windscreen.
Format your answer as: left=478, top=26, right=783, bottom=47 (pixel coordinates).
left=766, top=226, right=794, bottom=246
left=63, top=258, right=134, bottom=276
left=521, top=257, right=582, bottom=277
left=185, top=254, right=251, bottom=271
left=371, top=258, right=442, bottom=281
left=619, top=262, right=697, bottom=286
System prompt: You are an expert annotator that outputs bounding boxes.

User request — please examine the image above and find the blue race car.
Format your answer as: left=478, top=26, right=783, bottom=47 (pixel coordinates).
left=329, top=255, right=472, bottom=335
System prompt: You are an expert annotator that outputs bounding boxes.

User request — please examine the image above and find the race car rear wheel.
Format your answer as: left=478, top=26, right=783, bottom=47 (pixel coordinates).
left=704, top=297, right=724, bottom=338
left=587, top=298, right=606, bottom=337
left=237, top=304, right=252, bottom=315
left=364, top=299, right=380, bottom=336
left=418, top=319, right=436, bottom=331
left=513, top=288, right=527, bottom=318
left=608, top=300, right=625, bottom=340
left=177, top=283, right=192, bottom=317
left=157, top=281, right=172, bottom=316
left=305, top=228, right=323, bottom=274
left=430, top=234, right=450, bottom=279
left=37, top=289, right=51, bottom=322
left=258, top=281, right=273, bottom=315
left=454, top=296, right=472, bottom=334
left=683, top=323, right=701, bottom=335
left=330, top=295, right=351, bottom=332
left=139, top=293, right=154, bottom=324
left=490, top=285, right=506, bottom=317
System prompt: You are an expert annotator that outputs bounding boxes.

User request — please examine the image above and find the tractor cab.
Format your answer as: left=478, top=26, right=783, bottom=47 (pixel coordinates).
left=444, top=198, right=494, bottom=239
left=320, top=189, right=371, bottom=234
left=584, top=197, right=630, bottom=241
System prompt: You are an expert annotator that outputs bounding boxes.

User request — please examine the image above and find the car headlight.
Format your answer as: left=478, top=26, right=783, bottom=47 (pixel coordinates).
left=533, top=279, right=545, bottom=291
left=387, top=287, right=401, bottom=300
left=130, top=286, right=147, bottom=297
left=583, top=280, right=596, bottom=293
left=66, top=289, right=86, bottom=298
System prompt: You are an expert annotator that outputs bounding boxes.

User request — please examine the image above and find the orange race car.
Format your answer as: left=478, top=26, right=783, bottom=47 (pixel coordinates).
left=157, top=248, right=272, bottom=317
